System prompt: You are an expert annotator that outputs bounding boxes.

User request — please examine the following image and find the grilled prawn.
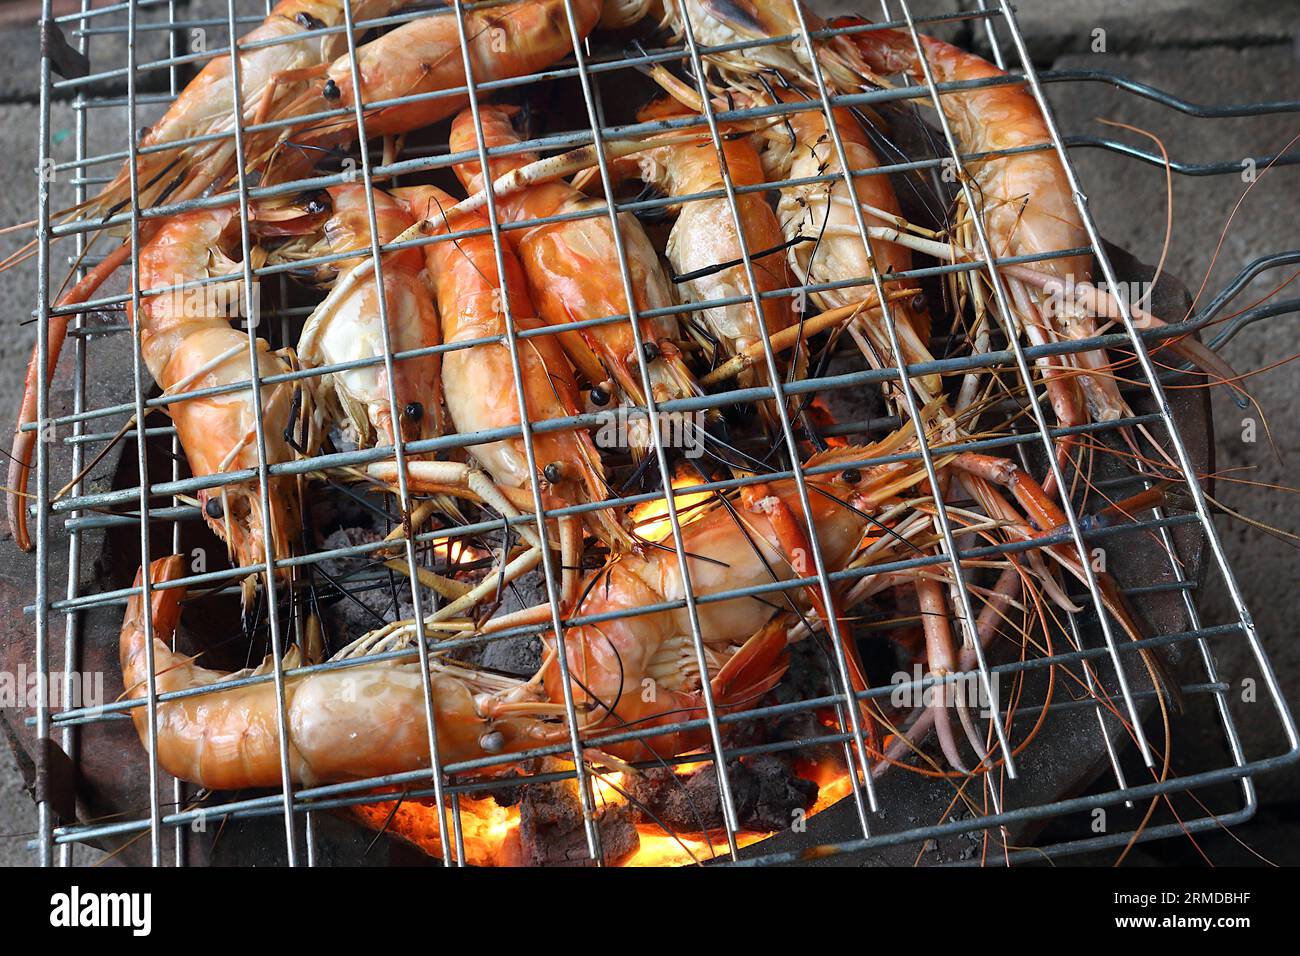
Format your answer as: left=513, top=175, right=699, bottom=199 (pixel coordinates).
left=596, top=95, right=799, bottom=423
left=394, top=184, right=627, bottom=596
left=653, top=0, right=873, bottom=95
left=648, top=71, right=941, bottom=405
left=267, top=184, right=442, bottom=449
left=138, top=207, right=307, bottom=575
left=119, top=423, right=1157, bottom=787
left=841, top=20, right=1124, bottom=435
left=544, top=440, right=930, bottom=761
left=755, top=89, right=941, bottom=403
left=74, top=0, right=411, bottom=227
left=120, top=555, right=555, bottom=789
left=255, top=0, right=620, bottom=163
left=447, top=105, right=698, bottom=456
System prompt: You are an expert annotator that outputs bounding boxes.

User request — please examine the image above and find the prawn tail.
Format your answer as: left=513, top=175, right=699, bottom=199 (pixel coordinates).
left=710, top=617, right=790, bottom=707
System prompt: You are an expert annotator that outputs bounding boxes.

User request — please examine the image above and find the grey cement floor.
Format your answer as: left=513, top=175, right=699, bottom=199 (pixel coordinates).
left=1, top=0, right=1297, bottom=866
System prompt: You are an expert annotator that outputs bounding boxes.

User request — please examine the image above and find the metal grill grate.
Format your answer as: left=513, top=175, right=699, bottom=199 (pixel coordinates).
left=17, top=0, right=1300, bottom=866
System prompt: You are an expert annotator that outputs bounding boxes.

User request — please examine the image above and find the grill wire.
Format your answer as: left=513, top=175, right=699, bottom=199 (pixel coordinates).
left=21, top=0, right=1300, bottom=866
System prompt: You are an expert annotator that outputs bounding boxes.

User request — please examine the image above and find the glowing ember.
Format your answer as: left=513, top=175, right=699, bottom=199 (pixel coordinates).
left=441, top=538, right=482, bottom=567
left=349, top=761, right=857, bottom=867
left=631, top=476, right=713, bottom=542
left=591, top=772, right=628, bottom=806
left=351, top=793, right=521, bottom=867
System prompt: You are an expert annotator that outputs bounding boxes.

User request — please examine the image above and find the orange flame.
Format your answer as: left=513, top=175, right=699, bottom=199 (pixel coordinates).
left=349, top=761, right=856, bottom=867
left=631, top=475, right=712, bottom=543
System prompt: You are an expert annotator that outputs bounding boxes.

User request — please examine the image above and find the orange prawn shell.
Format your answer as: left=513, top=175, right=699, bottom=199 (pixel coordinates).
left=543, top=468, right=881, bottom=760
left=304, top=0, right=603, bottom=142
left=396, top=184, right=596, bottom=500
left=138, top=207, right=302, bottom=569
left=849, top=24, right=1091, bottom=283
left=447, top=106, right=682, bottom=406
left=138, top=208, right=241, bottom=381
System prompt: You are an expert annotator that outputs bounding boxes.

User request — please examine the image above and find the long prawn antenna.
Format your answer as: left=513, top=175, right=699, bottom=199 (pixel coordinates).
left=755, top=71, right=800, bottom=154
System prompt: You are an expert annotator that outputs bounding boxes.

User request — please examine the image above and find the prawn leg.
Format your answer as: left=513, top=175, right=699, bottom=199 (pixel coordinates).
left=878, top=566, right=1022, bottom=775
left=368, top=458, right=584, bottom=609
left=948, top=451, right=1178, bottom=707
left=253, top=62, right=330, bottom=126
left=740, top=479, right=882, bottom=753
left=915, top=575, right=972, bottom=773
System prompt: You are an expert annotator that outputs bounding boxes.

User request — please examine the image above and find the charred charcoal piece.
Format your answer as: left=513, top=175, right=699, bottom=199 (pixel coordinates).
left=744, top=754, right=819, bottom=833
left=518, top=777, right=639, bottom=866
left=628, top=754, right=817, bottom=835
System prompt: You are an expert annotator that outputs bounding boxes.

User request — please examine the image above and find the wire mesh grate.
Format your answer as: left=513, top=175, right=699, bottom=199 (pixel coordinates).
left=14, top=0, right=1300, bottom=866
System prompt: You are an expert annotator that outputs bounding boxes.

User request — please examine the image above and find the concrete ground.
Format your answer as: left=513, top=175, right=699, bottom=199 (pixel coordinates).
left=0, top=0, right=1297, bottom=865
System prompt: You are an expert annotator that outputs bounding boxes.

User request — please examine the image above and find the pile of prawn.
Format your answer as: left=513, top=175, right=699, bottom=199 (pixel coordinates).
left=5, top=0, right=1241, bottom=857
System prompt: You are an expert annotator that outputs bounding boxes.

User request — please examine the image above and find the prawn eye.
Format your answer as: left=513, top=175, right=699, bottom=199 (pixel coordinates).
left=295, top=11, right=325, bottom=29
left=204, top=496, right=224, bottom=519
left=840, top=468, right=862, bottom=485
left=641, top=341, right=661, bottom=364
left=404, top=402, right=423, bottom=422
left=543, top=462, right=564, bottom=484
left=589, top=385, right=611, bottom=407
left=910, top=292, right=928, bottom=313
left=300, top=190, right=331, bottom=215
left=322, top=78, right=340, bottom=100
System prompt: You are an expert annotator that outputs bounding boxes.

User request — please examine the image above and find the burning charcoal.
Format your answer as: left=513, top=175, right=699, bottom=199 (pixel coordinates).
left=496, top=566, right=550, bottom=614
left=518, top=776, right=639, bottom=866
left=627, top=764, right=735, bottom=833
left=476, top=767, right=531, bottom=808
left=820, top=351, right=885, bottom=430
left=744, top=754, right=819, bottom=833
left=764, top=640, right=850, bottom=762
left=319, top=525, right=387, bottom=579
left=628, top=755, right=817, bottom=836
left=309, top=482, right=387, bottom=538
left=314, top=524, right=418, bottom=645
